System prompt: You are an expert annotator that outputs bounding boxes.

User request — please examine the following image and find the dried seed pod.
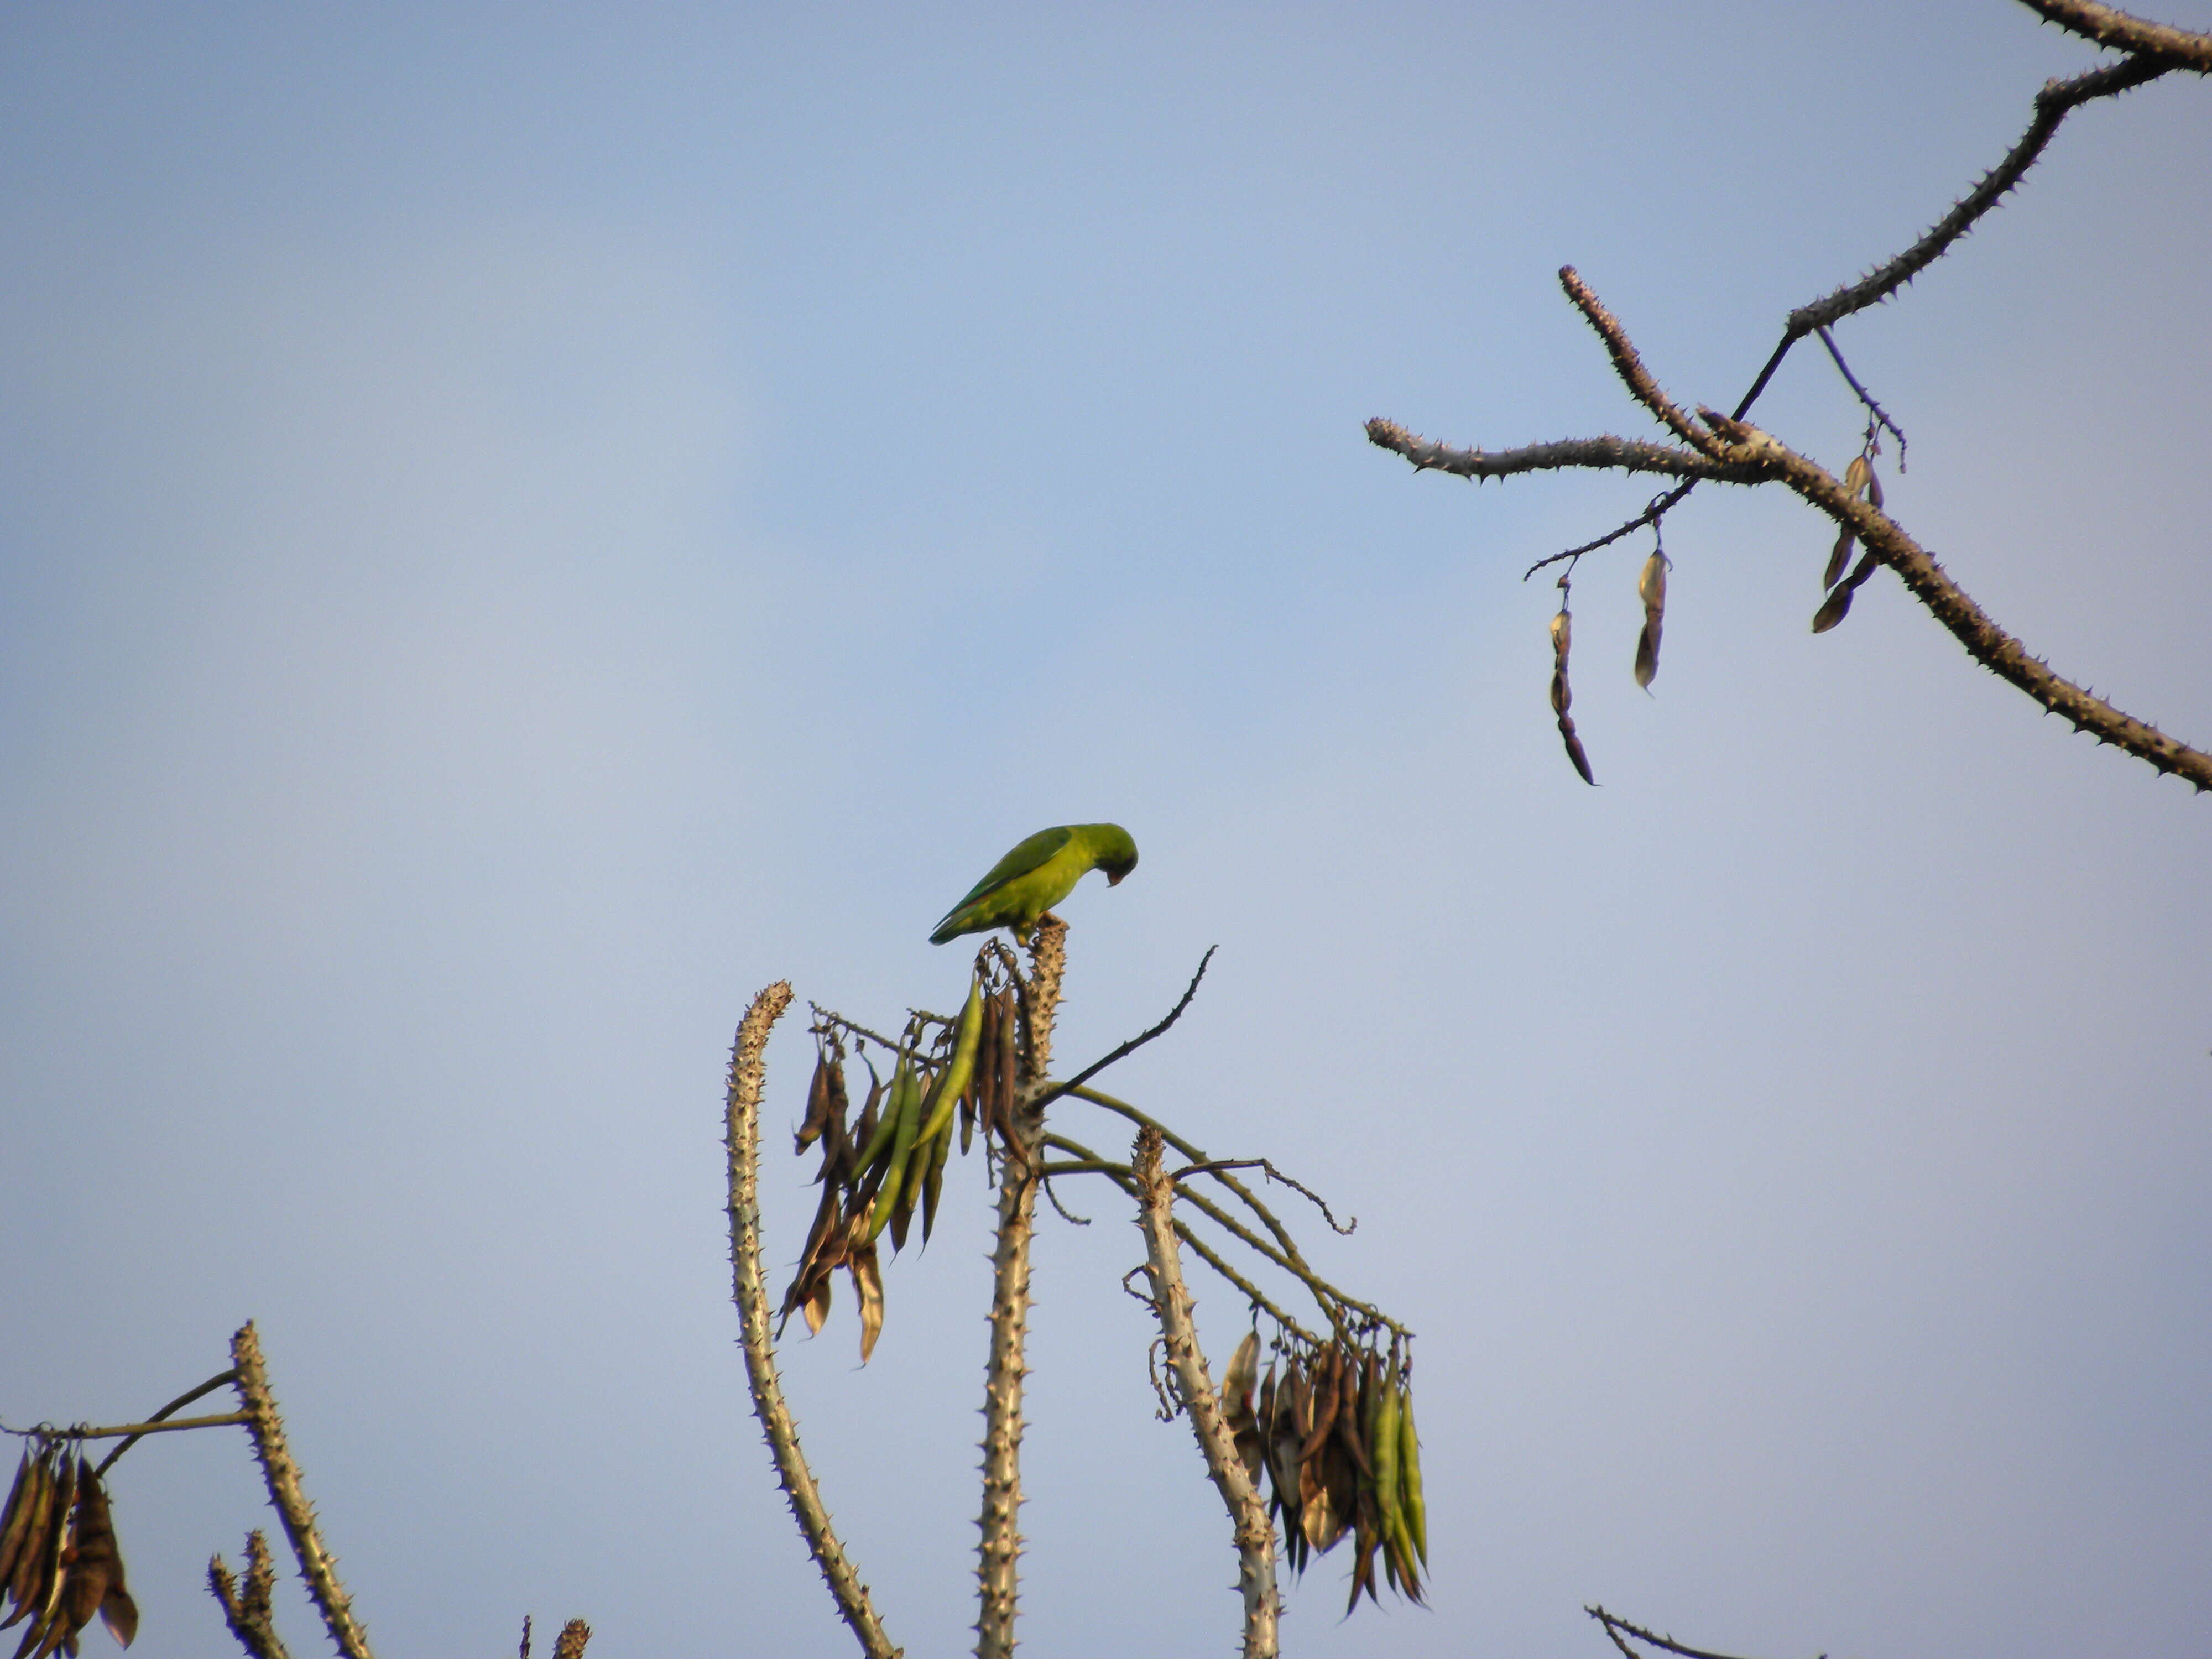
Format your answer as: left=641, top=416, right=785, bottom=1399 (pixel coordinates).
left=1222, top=1333, right=1263, bottom=1485
left=2, top=1451, right=54, bottom=1618
left=62, top=1460, right=119, bottom=1644
left=795, top=1049, right=834, bottom=1153
left=0, top=1452, right=35, bottom=1597
left=1634, top=550, right=1668, bottom=689
left=1865, top=467, right=1885, bottom=509
left=551, top=1617, right=592, bottom=1659
left=800, top=1271, right=832, bottom=1337
left=1823, top=526, right=1855, bottom=589
left=1550, top=604, right=1597, bottom=785
left=1812, top=548, right=1881, bottom=633
left=849, top=1246, right=885, bottom=1364
left=1843, top=454, right=1870, bottom=498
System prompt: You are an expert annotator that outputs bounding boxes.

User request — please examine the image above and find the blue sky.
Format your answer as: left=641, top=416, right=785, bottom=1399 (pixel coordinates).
left=3, top=5, right=2208, bottom=1657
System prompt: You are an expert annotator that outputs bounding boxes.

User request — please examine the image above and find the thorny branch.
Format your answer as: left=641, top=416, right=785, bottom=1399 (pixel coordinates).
left=1132, top=1126, right=1280, bottom=1659
left=725, top=980, right=901, bottom=1659
left=2018, top=0, right=2212, bottom=66
left=209, top=1531, right=296, bottom=1659
left=1367, top=8, right=2211, bottom=789
left=229, top=1322, right=376, bottom=1659
left=1588, top=1604, right=1774, bottom=1659
left=976, top=917, right=1067, bottom=1659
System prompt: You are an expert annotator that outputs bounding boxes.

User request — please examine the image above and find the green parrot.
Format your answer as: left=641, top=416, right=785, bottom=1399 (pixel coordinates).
left=929, top=823, right=1139, bottom=945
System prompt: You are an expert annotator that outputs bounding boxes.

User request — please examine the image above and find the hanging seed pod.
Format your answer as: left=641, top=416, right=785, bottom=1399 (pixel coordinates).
left=1634, top=550, right=1668, bottom=689
left=1398, top=1380, right=1427, bottom=1568
left=993, top=989, right=1019, bottom=1135
left=2, top=1449, right=54, bottom=1618
left=22, top=1451, right=77, bottom=1652
left=1550, top=603, right=1596, bottom=785
left=920, top=1115, right=953, bottom=1244
left=1812, top=548, right=1881, bottom=633
left=849, top=1245, right=885, bottom=1364
left=1823, top=525, right=1856, bottom=589
left=0, top=1452, right=36, bottom=1597
left=1222, top=1333, right=1264, bottom=1485
left=795, top=1048, right=835, bottom=1154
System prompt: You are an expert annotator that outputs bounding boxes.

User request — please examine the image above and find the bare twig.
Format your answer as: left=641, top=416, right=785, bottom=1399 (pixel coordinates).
left=726, top=980, right=901, bottom=1659
left=208, top=1531, right=295, bottom=1659
left=976, top=917, right=1067, bottom=1659
left=229, top=1322, right=375, bottom=1659
left=1813, top=327, right=1906, bottom=466
left=1133, top=1126, right=1279, bottom=1659
left=1041, top=1175, right=1093, bottom=1225
left=2020, top=0, right=2212, bottom=73
left=1587, top=1605, right=1773, bottom=1659
left=1028, top=945, right=1218, bottom=1115
left=1526, top=480, right=1697, bottom=580
left=93, top=1367, right=243, bottom=1474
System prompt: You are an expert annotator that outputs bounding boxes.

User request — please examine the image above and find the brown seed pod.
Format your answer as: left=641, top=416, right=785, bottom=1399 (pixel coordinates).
left=2, top=1450, right=54, bottom=1621
left=1222, top=1333, right=1263, bottom=1485
left=849, top=1245, right=885, bottom=1364
left=1634, top=550, right=1667, bottom=690
left=62, top=1463, right=122, bottom=1644
left=1812, top=549, right=1881, bottom=633
left=1551, top=604, right=1597, bottom=785
left=1823, top=526, right=1856, bottom=589
left=795, top=1049, right=834, bottom=1154
left=0, top=1452, right=35, bottom=1598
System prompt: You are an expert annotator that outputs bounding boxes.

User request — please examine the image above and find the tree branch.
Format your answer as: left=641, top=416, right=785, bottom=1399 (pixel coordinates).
left=1380, top=31, right=2185, bottom=592
left=2018, top=0, right=2212, bottom=69
left=1132, top=1126, right=1279, bottom=1659
left=975, top=916, right=1067, bottom=1659
left=724, top=980, right=901, bottom=1659
left=228, top=1322, right=375, bottom=1659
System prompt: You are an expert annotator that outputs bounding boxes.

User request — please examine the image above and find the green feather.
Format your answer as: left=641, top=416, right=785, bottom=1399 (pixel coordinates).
left=928, top=823, right=1138, bottom=945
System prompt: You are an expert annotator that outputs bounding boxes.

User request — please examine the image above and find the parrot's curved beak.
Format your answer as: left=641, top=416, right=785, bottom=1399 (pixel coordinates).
left=1106, top=869, right=1125, bottom=885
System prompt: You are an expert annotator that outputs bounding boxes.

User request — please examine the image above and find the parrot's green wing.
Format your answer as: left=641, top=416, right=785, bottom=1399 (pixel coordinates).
left=940, top=826, right=1074, bottom=917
